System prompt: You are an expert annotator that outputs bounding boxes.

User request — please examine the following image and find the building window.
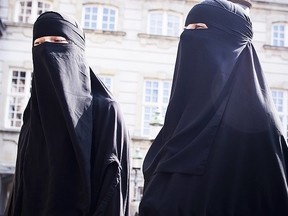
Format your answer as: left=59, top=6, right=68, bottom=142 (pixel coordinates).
left=271, top=23, right=287, bottom=47
left=148, top=11, right=182, bottom=36
left=82, top=5, right=117, bottom=31
left=16, top=0, right=52, bottom=23
left=133, top=185, right=143, bottom=201
left=6, top=69, right=32, bottom=128
left=271, top=89, right=288, bottom=138
left=98, top=75, right=113, bottom=91
left=142, top=80, right=172, bottom=136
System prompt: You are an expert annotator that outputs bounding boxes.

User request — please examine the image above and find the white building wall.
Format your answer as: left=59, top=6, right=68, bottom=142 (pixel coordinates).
left=0, top=0, right=288, bottom=215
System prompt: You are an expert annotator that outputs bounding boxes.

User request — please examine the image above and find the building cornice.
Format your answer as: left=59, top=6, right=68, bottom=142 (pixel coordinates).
left=251, top=0, right=288, bottom=10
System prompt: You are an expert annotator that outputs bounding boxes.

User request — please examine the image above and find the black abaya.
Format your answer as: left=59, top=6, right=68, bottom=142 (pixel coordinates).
left=5, top=11, right=130, bottom=216
left=139, top=0, right=288, bottom=215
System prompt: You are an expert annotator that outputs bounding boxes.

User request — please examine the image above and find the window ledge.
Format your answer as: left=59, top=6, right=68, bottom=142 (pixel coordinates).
left=84, top=29, right=126, bottom=43
left=263, top=44, right=288, bottom=60
left=131, top=135, right=151, bottom=142
left=263, top=44, right=288, bottom=51
left=84, top=29, right=126, bottom=37
left=138, top=33, right=179, bottom=41
left=0, top=128, right=21, bottom=133
left=137, top=33, right=179, bottom=49
left=5, top=21, right=33, bottom=28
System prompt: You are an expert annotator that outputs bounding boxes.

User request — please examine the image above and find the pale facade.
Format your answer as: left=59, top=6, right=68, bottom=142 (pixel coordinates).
left=0, top=0, right=287, bottom=215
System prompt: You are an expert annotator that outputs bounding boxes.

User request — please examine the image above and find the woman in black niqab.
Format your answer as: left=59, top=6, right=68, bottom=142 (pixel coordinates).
left=139, top=0, right=288, bottom=215
left=5, top=11, right=130, bottom=216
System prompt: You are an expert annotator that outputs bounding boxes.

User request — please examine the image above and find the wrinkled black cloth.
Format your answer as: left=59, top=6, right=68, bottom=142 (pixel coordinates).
left=5, top=11, right=130, bottom=216
left=139, top=0, right=288, bottom=215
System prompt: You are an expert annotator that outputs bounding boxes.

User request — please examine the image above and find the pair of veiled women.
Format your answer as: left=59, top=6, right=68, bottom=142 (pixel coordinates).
left=5, top=0, right=288, bottom=215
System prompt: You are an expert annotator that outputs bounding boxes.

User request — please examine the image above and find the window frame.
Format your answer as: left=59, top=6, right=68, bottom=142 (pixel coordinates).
left=271, top=89, right=288, bottom=139
left=142, top=79, right=171, bottom=137
left=271, top=22, right=288, bottom=47
left=5, top=69, right=32, bottom=129
left=98, top=75, right=113, bottom=92
left=147, top=10, right=182, bottom=37
left=15, top=0, right=52, bottom=23
left=82, top=4, right=118, bottom=31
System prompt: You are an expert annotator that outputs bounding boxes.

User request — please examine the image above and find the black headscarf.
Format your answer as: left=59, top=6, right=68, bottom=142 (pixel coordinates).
left=139, top=0, right=288, bottom=215
left=5, top=11, right=130, bottom=216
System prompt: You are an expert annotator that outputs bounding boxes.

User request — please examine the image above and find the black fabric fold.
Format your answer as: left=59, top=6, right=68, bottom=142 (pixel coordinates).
left=139, top=0, right=288, bottom=215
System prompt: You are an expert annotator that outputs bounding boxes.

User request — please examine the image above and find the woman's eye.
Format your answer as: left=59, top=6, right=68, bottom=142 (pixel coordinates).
left=33, top=36, right=69, bottom=46
left=185, top=23, right=208, bottom=30
left=195, top=26, right=206, bottom=29
left=52, top=37, right=68, bottom=43
left=55, top=39, right=68, bottom=43
left=33, top=41, right=42, bottom=46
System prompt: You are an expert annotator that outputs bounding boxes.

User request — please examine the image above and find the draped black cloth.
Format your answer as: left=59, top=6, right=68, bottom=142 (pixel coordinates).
left=139, top=0, right=288, bottom=215
left=5, top=11, right=130, bottom=216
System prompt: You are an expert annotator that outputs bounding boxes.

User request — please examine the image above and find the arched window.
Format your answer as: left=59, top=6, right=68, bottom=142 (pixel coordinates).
left=148, top=10, right=182, bottom=36
left=82, top=5, right=118, bottom=31
left=15, top=0, right=52, bottom=23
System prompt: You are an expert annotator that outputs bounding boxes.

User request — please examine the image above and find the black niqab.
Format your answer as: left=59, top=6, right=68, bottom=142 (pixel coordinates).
left=139, top=0, right=288, bottom=215
left=5, top=11, right=130, bottom=216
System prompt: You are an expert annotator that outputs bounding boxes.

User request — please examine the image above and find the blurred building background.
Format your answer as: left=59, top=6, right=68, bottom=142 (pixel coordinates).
left=0, top=0, right=287, bottom=215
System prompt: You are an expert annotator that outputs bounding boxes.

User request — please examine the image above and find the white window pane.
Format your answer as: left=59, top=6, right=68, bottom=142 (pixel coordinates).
left=272, top=24, right=286, bottom=47
left=16, top=120, right=22, bottom=127
left=143, top=106, right=157, bottom=136
left=167, top=14, right=180, bottom=36
left=102, top=23, right=108, bottom=29
left=6, top=70, right=32, bottom=128
left=84, top=22, right=89, bottom=28
left=103, top=8, right=108, bottom=14
left=142, top=80, right=172, bottom=136
left=99, top=76, right=113, bottom=91
left=149, top=13, right=163, bottom=35
left=83, top=6, right=98, bottom=29
left=8, top=96, right=24, bottom=127
left=102, top=8, right=117, bottom=30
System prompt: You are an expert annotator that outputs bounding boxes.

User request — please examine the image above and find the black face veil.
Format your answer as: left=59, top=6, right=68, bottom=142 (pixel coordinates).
left=139, top=0, right=288, bottom=215
left=5, top=11, right=130, bottom=216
